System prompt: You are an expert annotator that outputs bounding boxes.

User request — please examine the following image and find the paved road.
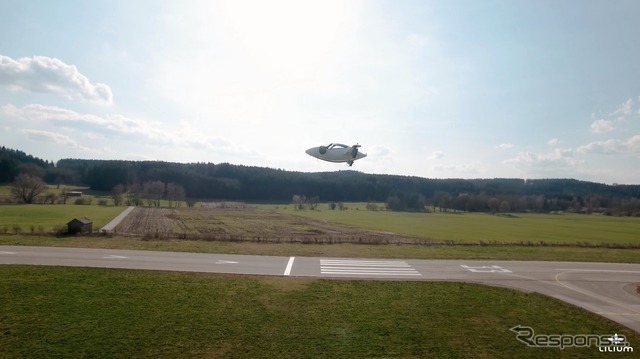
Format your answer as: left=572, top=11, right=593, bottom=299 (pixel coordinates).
left=1, top=245, right=639, bottom=333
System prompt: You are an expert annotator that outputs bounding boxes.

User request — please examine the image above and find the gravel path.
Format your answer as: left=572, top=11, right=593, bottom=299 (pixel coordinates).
left=100, top=206, right=135, bottom=232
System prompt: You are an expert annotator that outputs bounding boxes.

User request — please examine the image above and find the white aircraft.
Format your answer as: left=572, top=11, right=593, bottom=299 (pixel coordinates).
left=305, top=143, right=367, bottom=166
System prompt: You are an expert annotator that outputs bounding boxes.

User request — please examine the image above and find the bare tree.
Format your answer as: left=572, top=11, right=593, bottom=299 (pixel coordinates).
left=292, top=194, right=306, bottom=210
left=433, top=191, right=450, bottom=212
left=44, top=192, right=58, bottom=204
left=10, top=174, right=48, bottom=204
left=166, top=182, right=186, bottom=207
left=143, top=180, right=165, bottom=207
left=127, top=183, right=143, bottom=206
left=112, top=184, right=125, bottom=206
left=499, top=200, right=511, bottom=214
left=487, top=197, right=500, bottom=214
left=308, top=196, right=319, bottom=210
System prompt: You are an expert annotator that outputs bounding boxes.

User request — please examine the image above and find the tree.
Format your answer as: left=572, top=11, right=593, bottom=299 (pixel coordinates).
left=166, top=182, right=186, bottom=207
left=308, top=196, right=320, bottom=210
left=499, top=200, right=511, bottom=214
left=406, top=193, right=426, bottom=211
left=487, top=197, right=500, bottom=214
left=366, top=202, right=379, bottom=211
left=292, top=194, right=306, bottom=210
left=10, top=174, right=48, bottom=204
left=386, top=195, right=405, bottom=211
left=44, top=192, right=58, bottom=204
left=143, top=180, right=165, bottom=207
left=112, top=184, right=125, bottom=206
left=452, top=193, right=470, bottom=212
left=433, top=191, right=450, bottom=212
left=127, top=183, right=143, bottom=206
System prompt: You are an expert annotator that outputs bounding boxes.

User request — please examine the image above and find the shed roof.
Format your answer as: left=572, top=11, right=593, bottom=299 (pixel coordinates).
left=67, top=217, right=93, bottom=225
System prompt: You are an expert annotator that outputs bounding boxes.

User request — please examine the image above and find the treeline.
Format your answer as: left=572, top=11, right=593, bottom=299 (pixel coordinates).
left=2, top=147, right=640, bottom=215
left=112, top=181, right=188, bottom=207
left=0, top=146, right=54, bottom=182
left=47, top=159, right=640, bottom=215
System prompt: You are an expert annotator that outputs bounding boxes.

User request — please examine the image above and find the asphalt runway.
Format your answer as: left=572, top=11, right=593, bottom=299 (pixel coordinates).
left=1, top=245, right=639, bottom=333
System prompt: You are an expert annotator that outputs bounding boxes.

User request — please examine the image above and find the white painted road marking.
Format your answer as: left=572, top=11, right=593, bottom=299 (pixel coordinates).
left=555, top=269, right=640, bottom=273
left=0, top=251, right=16, bottom=255
left=216, top=260, right=239, bottom=264
left=461, top=265, right=512, bottom=273
left=284, top=257, right=295, bottom=276
left=104, top=255, right=128, bottom=259
left=554, top=270, right=640, bottom=318
left=321, top=259, right=421, bottom=276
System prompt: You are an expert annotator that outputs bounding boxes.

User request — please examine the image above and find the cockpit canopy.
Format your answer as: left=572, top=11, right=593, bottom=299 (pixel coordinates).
left=325, top=143, right=349, bottom=149
left=319, top=143, right=352, bottom=155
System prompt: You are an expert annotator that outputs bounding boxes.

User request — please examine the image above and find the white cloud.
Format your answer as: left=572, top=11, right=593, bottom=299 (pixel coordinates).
left=496, top=143, right=513, bottom=150
left=429, top=150, right=444, bottom=159
left=2, top=103, right=251, bottom=157
left=21, top=129, right=97, bottom=153
left=612, top=98, right=633, bottom=118
left=3, top=103, right=99, bottom=122
left=369, top=145, right=393, bottom=158
left=505, top=148, right=584, bottom=176
left=577, top=134, right=640, bottom=155
left=589, top=119, right=615, bottom=134
left=3, top=103, right=159, bottom=139
left=577, top=139, right=621, bottom=155
left=0, top=55, right=113, bottom=104
left=432, top=163, right=478, bottom=174
left=547, top=138, right=560, bottom=146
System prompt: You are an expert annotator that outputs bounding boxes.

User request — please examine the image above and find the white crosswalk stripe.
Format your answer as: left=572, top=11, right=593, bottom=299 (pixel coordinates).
left=320, top=259, right=421, bottom=277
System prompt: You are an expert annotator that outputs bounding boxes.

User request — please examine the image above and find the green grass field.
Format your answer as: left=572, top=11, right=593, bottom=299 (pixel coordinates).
left=0, top=204, right=124, bottom=232
left=1, top=266, right=637, bottom=358
left=3, top=201, right=638, bottom=246
left=0, top=183, right=97, bottom=195
left=2, top=203, right=640, bottom=262
left=270, top=204, right=640, bottom=246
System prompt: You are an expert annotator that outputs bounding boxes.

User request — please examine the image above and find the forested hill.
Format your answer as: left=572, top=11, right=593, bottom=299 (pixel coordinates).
left=0, top=146, right=53, bottom=182
left=51, top=158, right=640, bottom=203
left=2, top=147, right=640, bottom=213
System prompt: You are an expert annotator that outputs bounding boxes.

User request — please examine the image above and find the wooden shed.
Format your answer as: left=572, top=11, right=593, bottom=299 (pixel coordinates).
left=67, top=217, right=93, bottom=235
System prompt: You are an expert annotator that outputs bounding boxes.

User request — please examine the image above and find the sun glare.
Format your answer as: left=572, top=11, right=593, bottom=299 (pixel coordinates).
left=220, top=0, right=356, bottom=79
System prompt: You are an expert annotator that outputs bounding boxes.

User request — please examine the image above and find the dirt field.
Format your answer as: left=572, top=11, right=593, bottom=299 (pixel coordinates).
left=114, top=205, right=431, bottom=244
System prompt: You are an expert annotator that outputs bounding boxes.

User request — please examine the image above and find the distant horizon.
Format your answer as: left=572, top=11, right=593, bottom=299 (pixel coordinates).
left=2, top=1, right=639, bottom=184
left=5, top=145, right=637, bottom=186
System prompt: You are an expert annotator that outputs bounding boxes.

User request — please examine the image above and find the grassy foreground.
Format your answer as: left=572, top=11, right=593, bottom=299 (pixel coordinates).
left=1, top=266, right=638, bottom=358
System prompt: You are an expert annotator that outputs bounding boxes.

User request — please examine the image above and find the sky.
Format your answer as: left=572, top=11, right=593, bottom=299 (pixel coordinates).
left=1, top=0, right=639, bottom=184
